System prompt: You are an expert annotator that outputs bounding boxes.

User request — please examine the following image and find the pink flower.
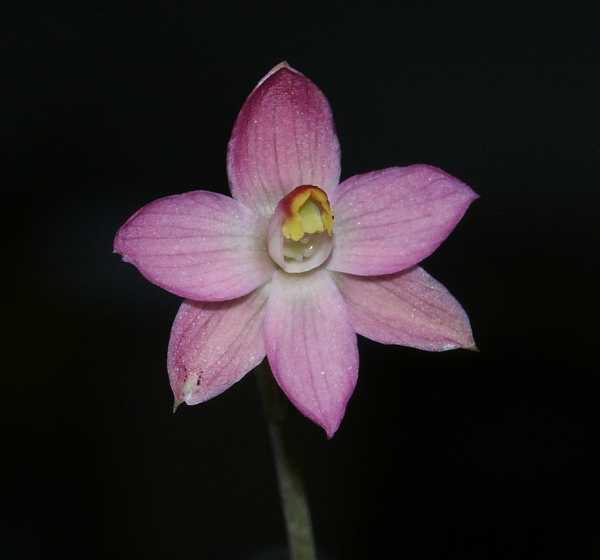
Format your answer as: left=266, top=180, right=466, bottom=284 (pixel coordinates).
left=114, top=62, right=478, bottom=437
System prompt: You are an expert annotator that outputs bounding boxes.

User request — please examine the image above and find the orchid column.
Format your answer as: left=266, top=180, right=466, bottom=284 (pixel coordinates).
left=114, top=62, right=477, bottom=559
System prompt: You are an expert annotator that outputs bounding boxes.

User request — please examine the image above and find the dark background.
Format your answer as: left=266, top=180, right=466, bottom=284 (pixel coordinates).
left=3, top=2, right=599, bottom=559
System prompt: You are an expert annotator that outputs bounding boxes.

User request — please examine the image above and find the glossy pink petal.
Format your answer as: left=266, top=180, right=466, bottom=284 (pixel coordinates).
left=168, top=287, right=269, bottom=406
left=264, top=269, right=358, bottom=437
left=114, top=191, right=274, bottom=301
left=328, top=165, right=478, bottom=276
left=227, top=62, right=341, bottom=216
left=335, top=267, right=476, bottom=351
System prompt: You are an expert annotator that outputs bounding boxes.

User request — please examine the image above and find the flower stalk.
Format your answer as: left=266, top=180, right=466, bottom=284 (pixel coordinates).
left=257, top=362, right=317, bottom=560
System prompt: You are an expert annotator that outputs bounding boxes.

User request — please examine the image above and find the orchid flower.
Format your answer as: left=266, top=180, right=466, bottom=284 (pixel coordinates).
left=114, top=62, right=478, bottom=437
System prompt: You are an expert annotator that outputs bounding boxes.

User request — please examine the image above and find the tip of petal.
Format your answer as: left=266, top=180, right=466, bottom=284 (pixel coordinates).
left=172, top=398, right=184, bottom=414
left=324, top=424, right=339, bottom=439
left=112, top=232, right=122, bottom=255
left=273, top=60, right=292, bottom=71
left=319, top=407, right=348, bottom=439
left=113, top=228, right=129, bottom=258
left=254, top=61, right=303, bottom=90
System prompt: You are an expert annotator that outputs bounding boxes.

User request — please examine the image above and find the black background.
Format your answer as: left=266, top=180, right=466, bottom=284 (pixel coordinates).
left=3, top=3, right=599, bottom=559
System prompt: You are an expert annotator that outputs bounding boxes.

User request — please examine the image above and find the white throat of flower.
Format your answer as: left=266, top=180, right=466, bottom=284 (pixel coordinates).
left=268, top=185, right=334, bottom=274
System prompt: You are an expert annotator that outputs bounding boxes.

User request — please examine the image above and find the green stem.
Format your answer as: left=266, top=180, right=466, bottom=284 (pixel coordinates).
left=256, top=363, right=317, bottom=560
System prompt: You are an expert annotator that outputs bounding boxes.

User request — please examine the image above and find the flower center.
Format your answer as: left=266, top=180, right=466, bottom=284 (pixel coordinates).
left=282, top=186, right=334, bottom=241
left=267, top=185, right=334, bottom=274
left=281, top=186, right=333, bottom=263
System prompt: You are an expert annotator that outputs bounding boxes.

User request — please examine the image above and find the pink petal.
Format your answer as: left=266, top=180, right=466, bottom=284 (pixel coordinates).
left=227, top=62, right=341, bottom=216
left=328, top=165, right=478, bottom=276
left=264, top=269, right=358, bottom=437
left=168, top=287, right=269, bottom=406
left=335, top=267, right=476, bottom=351
left=114, top=191, right=274, bottom=301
